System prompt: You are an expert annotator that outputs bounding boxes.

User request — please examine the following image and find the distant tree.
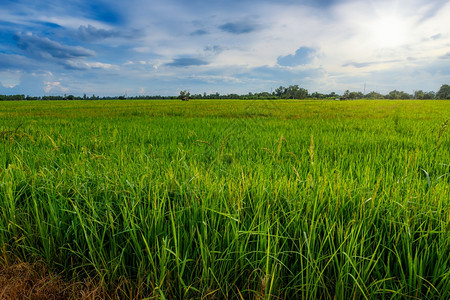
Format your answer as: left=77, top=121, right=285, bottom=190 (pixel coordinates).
left=386, top=90, right=411, bottom=99
left=328, top=92, right=337, bottom=98
left=310, top=92, right=321, bottom=99
left=0, top=94, right=25, bottom=101
left=365, top=91, right=384, bottom=99
left=341, top=90, right=363, bottom=100
left=386, top=90, right=399, bottom=99
left=289, top=85, right=308, bottom=99
left=311, top=91, right=339, bottom=99
left=275, top=85, right=308, bottom=99
left=399, top=91, right=411, bottom=99
left=348, top=91, right=364, bottom=99
left=343, top=90, right=350, bottom=99
left=191, top=93, right=202, bottom=99
left=179, top=90, right=190, bottom=101
left=275, top=86, right=287, bottom=98
left=423, top=91, right=435, bottom=99
left=257, top=92, right=276, bottom=99
left=414, top=90, right=425, bottom=99
left=413, top=90, right=434, bottom=99
left=436, top=84, right=450, bottom=99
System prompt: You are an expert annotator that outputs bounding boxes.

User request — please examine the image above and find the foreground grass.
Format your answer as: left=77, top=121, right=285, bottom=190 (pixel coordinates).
left=0, top=99, right=449, bottom=299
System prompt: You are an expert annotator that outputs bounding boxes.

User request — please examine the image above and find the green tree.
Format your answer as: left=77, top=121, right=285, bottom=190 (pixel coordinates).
left=347, top=91, right=364, bottom=99
left=365, top=91, right=384, bottom=99
left=436, top=84, right=450, bottom=99
left=288, top=85, right=308, bottom=99
left=399, top=91, right=411, bottom=99
left=275, top=86, right=286, bottom=98
left=386, top=90, right=410, bottom=99
left=275, top=85, right=308, bottom=99
left=414, top=90, right=424, bottom=99
left=179, top=90, right=190, bottom=101
left=348, top=92, right=357, bottom=99
left=343, top=90, right=350, bottom=99
left=386, top=90, right=400, bottom=99
left=423, top=91, right=435, bottom=99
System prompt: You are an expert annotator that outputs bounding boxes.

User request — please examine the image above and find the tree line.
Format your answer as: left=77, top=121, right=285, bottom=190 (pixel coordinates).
left=1, top=84, right=450, bottom=101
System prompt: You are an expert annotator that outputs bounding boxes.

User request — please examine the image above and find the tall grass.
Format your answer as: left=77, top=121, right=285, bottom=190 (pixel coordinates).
left=0, top=99, right=449, bottom=298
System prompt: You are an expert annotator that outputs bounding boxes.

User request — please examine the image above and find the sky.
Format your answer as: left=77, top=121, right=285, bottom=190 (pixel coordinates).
left=0, top=0, right=450, bottom=96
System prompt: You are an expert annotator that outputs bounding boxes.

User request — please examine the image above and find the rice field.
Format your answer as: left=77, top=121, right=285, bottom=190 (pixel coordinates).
left=0, top=99, right=449, bottom=299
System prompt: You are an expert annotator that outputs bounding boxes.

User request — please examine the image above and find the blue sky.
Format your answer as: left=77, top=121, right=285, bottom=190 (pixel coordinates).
left=1, top=0, right=449, bottom=96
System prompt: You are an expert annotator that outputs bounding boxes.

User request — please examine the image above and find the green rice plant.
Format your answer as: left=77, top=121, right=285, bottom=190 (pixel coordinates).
left=0, top=99, right=449, bottom=298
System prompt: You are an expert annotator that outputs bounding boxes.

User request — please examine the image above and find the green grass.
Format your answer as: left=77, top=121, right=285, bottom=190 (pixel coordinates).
left=1, top=99, right=450, bottom=299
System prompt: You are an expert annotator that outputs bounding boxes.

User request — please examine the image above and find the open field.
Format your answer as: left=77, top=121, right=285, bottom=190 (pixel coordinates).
left=0, top=99, right=450, bottom=299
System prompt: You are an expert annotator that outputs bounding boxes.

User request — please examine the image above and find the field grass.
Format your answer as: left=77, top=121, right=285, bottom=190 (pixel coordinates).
left=0, top=99, right=449, bottom=299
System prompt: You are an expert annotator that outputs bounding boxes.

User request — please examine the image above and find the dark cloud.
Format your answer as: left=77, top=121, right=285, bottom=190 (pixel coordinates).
left=77, top=25, right=122, bottom=41
left=219, top=21, right=257, bottom=34
left=13, top=32, right=99, bottom=70
left=191, top=29, right=209, bottom=36
left=165, top=57, right=209, bottom=67
left=0, top=53, right=36, bottom=71
left=15, top=32, right=95, bottom=59
left=277, top=47, right=316, bottom=66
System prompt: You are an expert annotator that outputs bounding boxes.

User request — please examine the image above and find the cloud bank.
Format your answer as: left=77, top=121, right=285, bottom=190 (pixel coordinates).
left=0, top=0, right=449, bottom=96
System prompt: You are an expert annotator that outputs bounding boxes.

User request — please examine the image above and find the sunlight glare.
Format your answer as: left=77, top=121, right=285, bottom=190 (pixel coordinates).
left=369, top=15, right=408, bottom=48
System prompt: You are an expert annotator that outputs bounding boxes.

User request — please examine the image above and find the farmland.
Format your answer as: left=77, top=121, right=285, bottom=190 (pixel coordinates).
left=0, top=99, right=450, bottom=299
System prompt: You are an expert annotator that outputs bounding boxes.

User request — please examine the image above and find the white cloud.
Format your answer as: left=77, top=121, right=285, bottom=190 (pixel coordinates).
left=84, top=62, right=117, bottom=69
left=44, top=81, right=69, bottom=93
